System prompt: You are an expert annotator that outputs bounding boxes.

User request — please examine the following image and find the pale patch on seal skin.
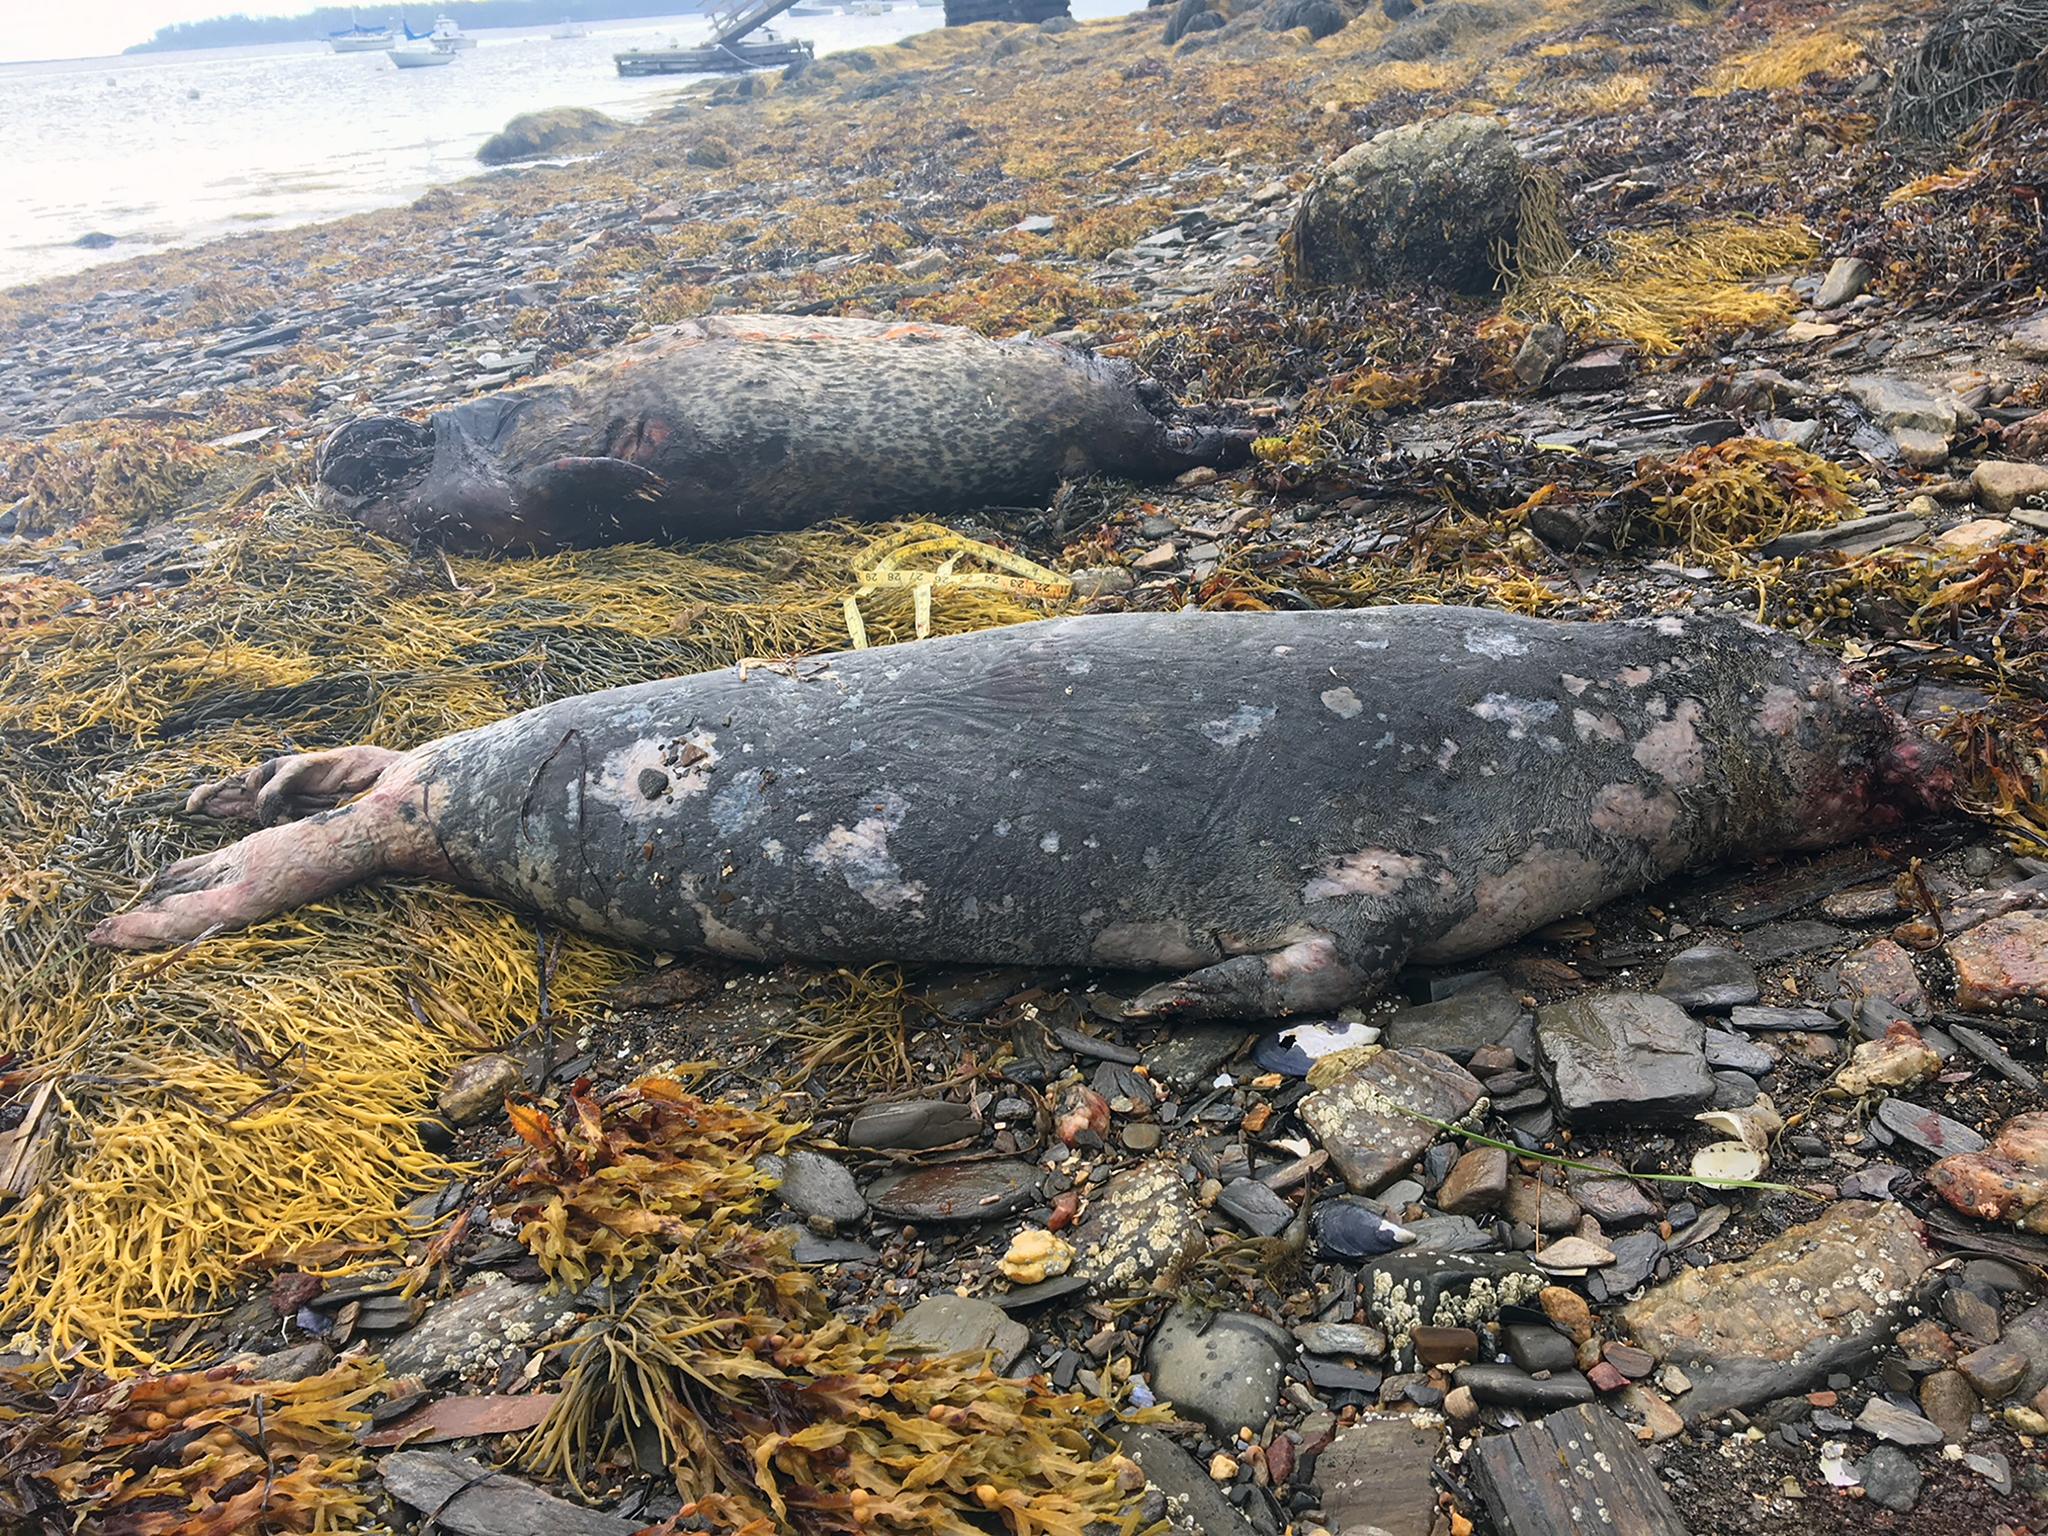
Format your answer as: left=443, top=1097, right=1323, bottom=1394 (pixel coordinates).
left=1618, top=666, right=1655, bottom=688
left=1436, top=739, right=1460, bottom=773
left=1562, top=674, right=1592, bottom=697
left=1199, top=704, right=1276, bottom=747
left=1321, top=686, right=1364, bottom=719
left=710, top=775, right=768, bottom=837
left=1590, top=783, right=1683, bottom=847
left=1420, top=847, right=1609, bottom=958
left=1753, top=684, right=1803, bottom=738
left=1470, top=694, right=1560, bottom=741
left=1464, top=627, right=1531, bottom=659
left=1654, top=616, right=1687, bottom=636
left=759, top=838, right=786, bottom=865
left=1039, top=831, right=1061, bottom=855
left=1573, top=708, right=1626, bottom=745
left=1304, top=848, right=1423, bottom=903
left=1632, top=698, right=1707, bottom=788
left=804, top=793, right=927, bottom=912
left=602, top=731, right=720, bottom=815
left=1092, top=919, right=1219, bottom=970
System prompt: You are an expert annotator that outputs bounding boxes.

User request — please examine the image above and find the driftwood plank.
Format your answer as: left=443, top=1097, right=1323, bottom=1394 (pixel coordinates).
left=379, top=1449, right=644, bottom=1536
left=1468, top=1404, right=1691, bottom=1536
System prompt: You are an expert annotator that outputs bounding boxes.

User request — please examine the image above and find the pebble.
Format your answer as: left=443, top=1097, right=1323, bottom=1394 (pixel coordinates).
left=1437, top=1146, right=1508, bottom=1214
left=436, top=1052, right=522, bottom=1126
left=1502, top=1321, right=1577, bottom=1374
left=1856, top=1444, right=1922, bottom=1512
left=1218, top=1178, right=1296, bottom=1238
left=1453, top=1362, right=1594, bottom=1410
left=758, top=1149, right=866, bottom=1229
left=1535, top=992, right=1714, bottom=1124
left=1656, top=946, right=1760, bottom=1010
left=891, top=1294, right=1030, bottom=1373
left=1854, top=1395, right=1944, bottom=1447
left=864, top=1159, right=1039, bottom=1223
left=845, top=1098, right=979, bottom=1150
left=1143, top=1306, right=1291, bottom=1436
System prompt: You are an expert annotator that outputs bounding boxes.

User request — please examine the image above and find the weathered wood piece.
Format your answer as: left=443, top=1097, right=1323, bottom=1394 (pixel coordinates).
left=378, top=1450, right=644, bottom=1536
left=1468, top=1404, right=1691, bottom=1536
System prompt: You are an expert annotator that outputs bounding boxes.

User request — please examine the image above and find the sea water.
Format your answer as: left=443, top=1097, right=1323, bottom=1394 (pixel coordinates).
left=0, top=4, right=1136, bottom=293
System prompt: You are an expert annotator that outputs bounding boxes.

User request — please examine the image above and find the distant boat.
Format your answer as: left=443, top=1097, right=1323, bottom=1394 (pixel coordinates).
left=406, top=15, right=477, bottom=50
left=328, top=13, right=395, bottom=51
left=616, top=27, right=813, bottom=74
left=789, top=3, right=837, bottom=13
left=550, top=16, right=591, bottom=37
left=390, top=44, right=456, bottom=66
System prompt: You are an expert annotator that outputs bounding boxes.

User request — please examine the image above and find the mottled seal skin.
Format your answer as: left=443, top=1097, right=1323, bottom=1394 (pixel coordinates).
left=92, top=608, right=1949, bottom=1017
left=315, top=313, right=1251, bottom=553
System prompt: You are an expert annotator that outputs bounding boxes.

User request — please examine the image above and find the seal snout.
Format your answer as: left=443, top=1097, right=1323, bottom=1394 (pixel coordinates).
left=316, top=416, right=435, bottom=504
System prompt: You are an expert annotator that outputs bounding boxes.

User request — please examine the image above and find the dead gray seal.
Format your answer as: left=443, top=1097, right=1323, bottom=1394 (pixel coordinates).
left=314, top=313, right=1250, bottom=553
left=91, top=608, right=1948, bottom=1016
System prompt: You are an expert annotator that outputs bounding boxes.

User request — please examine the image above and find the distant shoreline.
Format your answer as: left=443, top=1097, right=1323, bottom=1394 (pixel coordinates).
left=124, top=1, right=708, bottom=55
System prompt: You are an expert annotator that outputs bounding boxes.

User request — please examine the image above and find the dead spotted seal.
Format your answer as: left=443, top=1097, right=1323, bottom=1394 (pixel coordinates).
left=92, top=608, right=1948, bottom=1016
left=314, top=313, right=1251, bottom=553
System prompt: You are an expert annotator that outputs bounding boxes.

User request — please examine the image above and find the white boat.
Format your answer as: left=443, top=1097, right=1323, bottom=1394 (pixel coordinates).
left=410, top=16, right=477, bottom=50
left=390, top=45, right=456, bottom=66
left=328, top=13, right=395, bottom=50
left=550, top=17, right=590, bottom=37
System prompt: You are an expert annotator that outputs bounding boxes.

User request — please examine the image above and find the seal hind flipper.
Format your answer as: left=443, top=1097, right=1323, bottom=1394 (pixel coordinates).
left=187, top=745, right=404, bottom=826
left=1125, top=931, right=1405, bottom=1019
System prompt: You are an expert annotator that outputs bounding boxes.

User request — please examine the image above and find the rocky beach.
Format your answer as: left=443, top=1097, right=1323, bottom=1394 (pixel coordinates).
left=2, top=1, right=2047, bottom=1533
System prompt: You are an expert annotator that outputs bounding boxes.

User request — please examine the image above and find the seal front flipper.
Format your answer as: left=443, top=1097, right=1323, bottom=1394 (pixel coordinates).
left=1124, top=931, right=1405, bottom=1020
left=514, top=457, right=671, bottom=547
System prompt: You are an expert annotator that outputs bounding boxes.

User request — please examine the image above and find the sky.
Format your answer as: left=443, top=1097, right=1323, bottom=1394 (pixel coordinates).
left=2, top=2, right=308, bottom=63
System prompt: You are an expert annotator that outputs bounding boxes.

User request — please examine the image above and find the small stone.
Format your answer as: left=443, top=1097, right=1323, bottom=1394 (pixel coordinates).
left=1454, top=1362, right=1593, bottom=1410
left=1895, top=1319, right=1957, bottom=1367
left=640, top=201, right=684, bottom=224
left=1814, top=255, right=1874, bottom=309
left=846, top=1099, right=979, bottom=1150
left=1540, top=1286, right=1595, bottom=1344
left=1503, top=1321, right=1576, bottom=1374
left=748, top=1150, right=861, bottom=1236
left=1703, top=1028, right=1773, bottom=1076
left=1585, top=1360, right=1628, bottom=1392
left=1067, top=565, right=1135, bottom=600
left=1949, top=911, right=2048, bottom=1009
left=1875, top=1095, right=1989, bottom=1158
left=1513, top=322, right=1568, bottom=388
left=1533, top=1236, right=1615, bottom=1272
left=436, top=1053, right=522, bottom=1126
left=1218, top=1178, right=1296, bottom=1238
left=1208, top=1451, right=1238, bottom=1481
left=1570, top=1172, right=1662, bottom=1228
left=1836, top=939, right=1929, bottom=1019
left=1957, top=1341, right=2029, bottom=1401
left=1294, top=1322, right=1387, bottom=1359
left=1535, top=993, right=1714, bottom=1125
left=1073, top=1164, right=1206, bottom=1294
left=1411, top=1325, right=1480, bottom=1366
left=1120, top=1121, right=1163, bottom=1152
left=1143, top=1306, right=1291, bottom=1436
left=1927, top=1112, right=2048, bottom=1235
left=1131, top=541, right=1180, bottom=571
left=1013, top=214, right=1057, bottom=235
left=892, top=1294, right=1030, bottom=1373
left=1919, top=1370, right=1979, bottom=1443
left=1857, top=1444, right=1922, bottom=1512
left=1936, top=517, right=2014, bottom=553
left=1380, top=976, right=1525, bottom=1058
left=1603, top=1342, right=1655, bottom=1378
left=865, top=1160, right=1038, bottom=1224
left=1503, top=1173, right=1580, bottom=1233
left=1656, top=946, right=1760, bottom=1010
left=1437, top=1146, right=1509, bottom=1214
left=1315, top=1415, right=1444, bottom=1536
left=1971, top=460, right=2048, bottom=516
left=998, top=1227, right=1075, bottom=1285
left=1443, top=1384, right=1480, bottom=1426
left=1598, top=1230, right=1667, bottom=1295
left=1299, top=1047, right=1481, bottom=1193
left=1856, top=1395, right=1944, bottom=1446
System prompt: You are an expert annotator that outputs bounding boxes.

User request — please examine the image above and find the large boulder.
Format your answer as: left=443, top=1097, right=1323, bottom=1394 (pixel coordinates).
left=477, top=107, right=620, bottom=166
left=1287, top=113, right=1523, bottom=292
left=1266, top=0, right=1356, bottom=38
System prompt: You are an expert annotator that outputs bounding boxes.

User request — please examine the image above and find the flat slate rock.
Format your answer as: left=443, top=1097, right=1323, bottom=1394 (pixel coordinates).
left=1073, top=1162, right=1206, bottom=1294
left=1741, top=919, right=1847, bottom=963
left=865, top=1159, right=1039, bottom=1223
left=759, top=1148, right=866, bottom=1227
left=1469, top=1404, right=1691, bottom=1536
left=1300, top=1046, right=1481, bottom=1193
left=1110, top=1424, right=1256, bottom=1536
left=1875, top=1096, right=1989, bottom=1158
left=378, top=1277, right=581, bottom=1386
left=1315, top=1415, right=1444, bottom=1536
left=1730, top=1004, right=1837, bottom=1032
left=846, top=1098, right=980, bottom=1150
left=888, top=1294, right=1030, bottom=1372
left=1381, top=977, right=1527, bottom=1058
left=1620, top=1200, right=1935, bottom=1420
left=1536, top=993, right=1714, bottom=1125
left=381, top=1451, right=643, bottom=1536
left=1656, top=945, right=1760, bottom=1010
left=1217, top=1176, right=1296, bottom=1237
left=1141, top=1025, right=1251, bottom=1089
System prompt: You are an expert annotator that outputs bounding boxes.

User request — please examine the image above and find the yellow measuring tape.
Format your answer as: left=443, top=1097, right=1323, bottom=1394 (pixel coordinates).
left=842, top=528, right=1073, bottom=649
